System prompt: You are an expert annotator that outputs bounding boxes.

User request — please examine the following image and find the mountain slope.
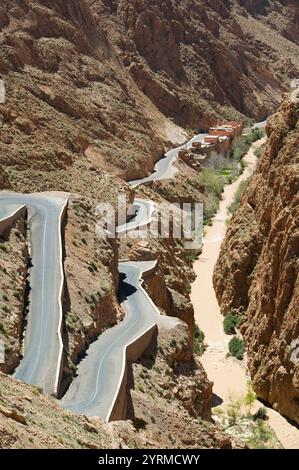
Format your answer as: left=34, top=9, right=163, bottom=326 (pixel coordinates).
left=90, top=0, right=299, bottom=127
left=0, top=0, right=299, bottom=194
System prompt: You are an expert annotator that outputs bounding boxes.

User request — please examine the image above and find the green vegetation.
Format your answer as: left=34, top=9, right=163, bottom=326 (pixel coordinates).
left=214, top=384, right=280, bottom=449
left=230, top=128, right=264, bottom=161
left=253, top=406, right=268, bottom=421
left=201, top=128, right=264, bottom=225
left=223, top=312, right=242, bottom=335
left=247, top=419, right=279, bottom=449
left=201, top=169, right=225, bottom=225
left=65, top=313, right=78, bottom=332
left=226, top=397, right=242, bottom=426
left=254, top=143, right=265, bottom=159
left=228, top=180, right=248, bottom=215
left=193, top=324, right=206, bottom=356
left=228, top=336, right=244, bottom=360
left=201, top=168, right=224, bottom=198
left=217, top=168, right=232, bottom=177
left=245, top=380, right=256, bottom=416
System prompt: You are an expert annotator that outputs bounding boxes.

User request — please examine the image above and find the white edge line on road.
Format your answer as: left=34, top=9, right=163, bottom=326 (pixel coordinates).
left=26, top=205, right=48, bottom=383
left=54, top=196, right=69, bottom=397
left=105, top=260, right=159, bottom=422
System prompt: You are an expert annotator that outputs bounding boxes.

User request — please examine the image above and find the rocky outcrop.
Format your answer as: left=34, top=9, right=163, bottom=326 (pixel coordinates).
left=0, top=216, right=28, bottom=374
left=0, top=165, right=10, bottom=189
left=91, top=0, right=299, bottom=126
left=0, top=0, right=165, bottom=193
left=214, top=93, right=299, bottom=423
left=129, top=317, right=213, bottom=421
left=61, top=195, right=124, bottom=391
left=0, top=370, right=234, bottom=449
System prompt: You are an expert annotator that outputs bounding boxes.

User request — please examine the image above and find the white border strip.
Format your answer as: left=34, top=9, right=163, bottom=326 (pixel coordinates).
left=53, top=197, right=69, bottom=397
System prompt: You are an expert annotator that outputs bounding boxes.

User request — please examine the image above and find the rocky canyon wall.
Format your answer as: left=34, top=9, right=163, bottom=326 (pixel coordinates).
left=214, top=91, right=299, bottom=424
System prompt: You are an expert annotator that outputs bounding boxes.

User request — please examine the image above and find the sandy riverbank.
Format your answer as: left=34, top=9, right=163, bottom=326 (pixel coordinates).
left=191, top=138, right=299, bottom=449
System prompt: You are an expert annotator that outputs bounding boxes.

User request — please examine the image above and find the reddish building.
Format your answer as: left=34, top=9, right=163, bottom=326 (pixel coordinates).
left=203, top=135, right=219, bottom=144
left=203, top=135, right=230, bottom=155
left=209, top=127, right=235, bottom=140
left=215, top=136, right=230, bottom=154
left=215, top=120, right=243, bottom=137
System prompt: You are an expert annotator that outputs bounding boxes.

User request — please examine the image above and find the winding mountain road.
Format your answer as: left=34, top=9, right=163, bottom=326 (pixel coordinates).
left=252, top=119, right=267, bottom=129
left=0, top=123, right=266, bottom=420
left=0, top=204, right=26, bottom=226
left=0, top=192, right=68, bottom=395
left=61, top=261, right=159, bottom=421
left=129, top=133, right=207, bottom=188
left=60, top=133, right=207, bottom=418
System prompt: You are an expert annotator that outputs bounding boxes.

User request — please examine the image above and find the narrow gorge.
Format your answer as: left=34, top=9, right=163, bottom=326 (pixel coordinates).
left=0, top=0, right=298, bottom=457
left=213, top=89, right=299, bottom=437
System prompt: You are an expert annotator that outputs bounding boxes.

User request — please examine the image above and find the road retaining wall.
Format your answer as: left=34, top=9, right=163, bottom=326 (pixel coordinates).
left=108, top=323, right=158, bottom=422
left=0, top=205, right=26, bottom=235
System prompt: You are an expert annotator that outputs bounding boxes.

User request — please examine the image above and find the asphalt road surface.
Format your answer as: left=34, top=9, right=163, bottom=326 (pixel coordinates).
left=0, top=192, right=68, bottom=395
left=129, top=133, right=207, bottom=188
left=252, top=119, right=267, bottom=129
left=61, top=261, right=159, bottom=421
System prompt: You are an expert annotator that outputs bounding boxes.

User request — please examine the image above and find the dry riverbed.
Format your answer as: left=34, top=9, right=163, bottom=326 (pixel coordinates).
left=191, top=138, right=299, bottom=449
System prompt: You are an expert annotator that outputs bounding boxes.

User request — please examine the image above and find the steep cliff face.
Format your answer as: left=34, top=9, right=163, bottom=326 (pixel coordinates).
left=0, top=0, right=167, bottom=193
left=214, top=92, right=299, bottom=423
left=0, top=216, right=28, bottom=374
left=90, top=0, right=299, bottom=127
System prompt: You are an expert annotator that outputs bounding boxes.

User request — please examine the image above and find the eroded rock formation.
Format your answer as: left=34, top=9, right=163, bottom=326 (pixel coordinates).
left=214, top=93, right=299, bottom=423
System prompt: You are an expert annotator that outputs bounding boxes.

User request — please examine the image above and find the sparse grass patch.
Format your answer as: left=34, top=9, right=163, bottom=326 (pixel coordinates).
left=230, top=128, right=264, bottom=161
left=214, top=385, right=281, bottom=449
left=228, top=180, right=248, bottom=215
left=201, top=168, right=224, bottom=198
left=247, top=419, right=278, bottom=449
